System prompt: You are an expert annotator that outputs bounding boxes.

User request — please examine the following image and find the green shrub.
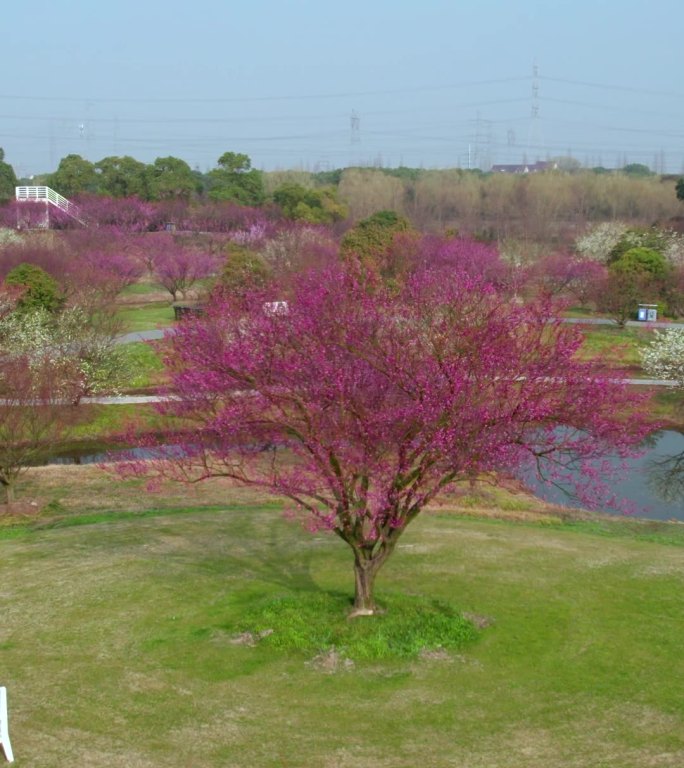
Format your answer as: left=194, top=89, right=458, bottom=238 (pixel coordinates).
left=5, top=262, right=64, bottom=313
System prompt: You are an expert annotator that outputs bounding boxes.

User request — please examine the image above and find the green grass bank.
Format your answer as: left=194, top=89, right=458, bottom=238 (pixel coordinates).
left=1, top=496, right=683, bottom=767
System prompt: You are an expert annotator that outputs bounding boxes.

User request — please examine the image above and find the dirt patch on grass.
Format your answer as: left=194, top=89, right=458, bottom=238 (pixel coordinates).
left=15, top=463, right=287, bottom=519
left=16, top=463, right=565, bottom=535
left=306, top=647, right=355, bottom=674
left=0, top=498, right=45, bottom=520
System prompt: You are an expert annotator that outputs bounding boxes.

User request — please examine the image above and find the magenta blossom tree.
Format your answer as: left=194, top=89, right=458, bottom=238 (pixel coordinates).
left=65, top=247, right=143, bottom=314
left=531, top=252, right=607, bottom=306
left=1, top=228, right=143, bottom=311
left=76, top=195, right=161, bottom=232
left=146, top=235, right=219, bottom=301
left=55, top=229, right=144, bottom=315
left=126, top=265, right=646, bottom=615
left=405, top=235, right=529, bottom=298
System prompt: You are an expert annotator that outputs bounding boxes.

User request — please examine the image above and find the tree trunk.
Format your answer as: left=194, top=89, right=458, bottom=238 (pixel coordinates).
left=351, top=551, right=386, bottom=617
left=3, top=481, right=14, bottom=506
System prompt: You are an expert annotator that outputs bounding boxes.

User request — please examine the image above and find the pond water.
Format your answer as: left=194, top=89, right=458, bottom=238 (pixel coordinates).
left=43, top=431, right=684, bottom=522
left=43, top=444, right=180, bottom=465
left=524, top=430, right=684, bottom=522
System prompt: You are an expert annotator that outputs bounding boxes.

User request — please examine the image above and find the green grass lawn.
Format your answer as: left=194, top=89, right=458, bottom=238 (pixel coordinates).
left=1, top=484, right=684, bottom=766
left=120, top=281, right=166, bottom=296
left=116, top=302, right=175, bottom=332
left=120, top=341, right=167, bottom=390
left=67, top=402, right=163, bottom=442
left=576, top=325, right=654, bottom=369
left=649, top=388, right=684, bottom=426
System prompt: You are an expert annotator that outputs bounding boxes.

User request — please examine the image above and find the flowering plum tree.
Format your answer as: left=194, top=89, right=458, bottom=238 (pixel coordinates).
left=134, top=265, right=645, bottom=615
left=0, top=355, right=77, bottom=503
left=1, top=228, right=143, bottom=314
left=26, top=228, right=141, bottom=320
left=531, top=252, right=607, bottom=306
left=255, top=223, right=339, bottom=293
left=0, top=237, right=70, bottom=285
left=76, top=195, right=159, bottom=232
left=418, top=235, right=526, bottom=297
left=148, top=236, right=219, bottom=301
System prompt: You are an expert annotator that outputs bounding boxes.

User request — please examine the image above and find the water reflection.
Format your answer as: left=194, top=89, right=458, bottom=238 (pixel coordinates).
left=39, top=431, right=684, bottom=521
left=526, top=430, right=684, bottom=521
left=645, top=439, right=684, bottom=506
left=37, top=444, right=184, bottom=466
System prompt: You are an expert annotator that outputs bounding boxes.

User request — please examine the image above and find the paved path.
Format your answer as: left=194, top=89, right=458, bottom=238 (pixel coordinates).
left=563, top=318, right=684, bottom=329
left=116, top=318, right=684, bottom=346
left=622, top=378, right=679, bottom=387
left=109, top=323, right=683, bottom=405
left=83, top=377, right=679, bottom=407
left=115, top=329, right=168, bottom=344
left=84, top=394, right=175, bottom=404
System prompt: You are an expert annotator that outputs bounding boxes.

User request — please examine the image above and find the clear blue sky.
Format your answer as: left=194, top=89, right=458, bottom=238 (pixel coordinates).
left=3, top=0, right=683, bottom=176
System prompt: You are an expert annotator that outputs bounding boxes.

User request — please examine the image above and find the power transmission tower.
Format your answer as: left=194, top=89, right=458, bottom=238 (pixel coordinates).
left=526, top=62, right=545, bottom=161
left=79, top=99, right=95, bottom=156
left=113, top=115, right=119, bottom=156
left=469, top=113, right=492, bottom=170
left=350, top=110, right=360, bottom=144
left=349, top=110, right=361, bottom=167
left=49, top=121, right=56, bottom=170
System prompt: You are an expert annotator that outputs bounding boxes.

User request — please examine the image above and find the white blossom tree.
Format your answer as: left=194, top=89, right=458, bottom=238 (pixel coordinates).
left=0, top=307, right=132, bottom=404
left=575, top=222, right=628, bottom=262
left=641, top=329, right=684, bottom=388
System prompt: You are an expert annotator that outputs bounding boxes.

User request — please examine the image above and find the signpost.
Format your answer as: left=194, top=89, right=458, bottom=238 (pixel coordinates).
left=0, top=687, right=13, bottom=763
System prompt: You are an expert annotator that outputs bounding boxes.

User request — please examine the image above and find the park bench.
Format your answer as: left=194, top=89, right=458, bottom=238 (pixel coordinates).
left=173, top=304, right=205, bottom=321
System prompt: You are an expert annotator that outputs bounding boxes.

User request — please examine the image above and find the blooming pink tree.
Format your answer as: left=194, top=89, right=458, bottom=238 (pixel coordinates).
left=531, top=252, right=607, bottom=306
left=0, top=355, right=78, bottom=504
left=76, top=195, right=160, bottom=232
left=132, top=265, right=646, bottom=615
left=1, top=228, right=143, bottom=313
left=59, top=230, right=144, bottom=312
left=147, top=235, right=219, bottom=301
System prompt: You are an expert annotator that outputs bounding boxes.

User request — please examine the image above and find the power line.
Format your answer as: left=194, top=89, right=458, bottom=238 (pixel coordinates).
left=539, top=75, right=684, bottom=100
left=0, top=76, right=531, bottom=105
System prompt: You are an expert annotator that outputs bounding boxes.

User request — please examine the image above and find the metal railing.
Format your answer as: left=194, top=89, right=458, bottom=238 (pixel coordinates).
left=15, top=186, right=84, bottom=224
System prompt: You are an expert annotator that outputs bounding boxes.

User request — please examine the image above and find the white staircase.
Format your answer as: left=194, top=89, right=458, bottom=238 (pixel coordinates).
left=15, top=186, right=84, bottom=227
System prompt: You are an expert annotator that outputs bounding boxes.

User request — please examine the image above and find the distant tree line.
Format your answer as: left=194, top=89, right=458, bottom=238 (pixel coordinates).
left=2, top=146, right=684, bottom=243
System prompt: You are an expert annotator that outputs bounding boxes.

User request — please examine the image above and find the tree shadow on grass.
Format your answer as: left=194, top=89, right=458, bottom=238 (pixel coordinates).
left=195, top=509, right=345, bottom=602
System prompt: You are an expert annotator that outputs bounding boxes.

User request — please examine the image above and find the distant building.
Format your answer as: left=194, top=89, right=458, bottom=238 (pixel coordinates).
left=490, top=160, right=558, bottom=175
